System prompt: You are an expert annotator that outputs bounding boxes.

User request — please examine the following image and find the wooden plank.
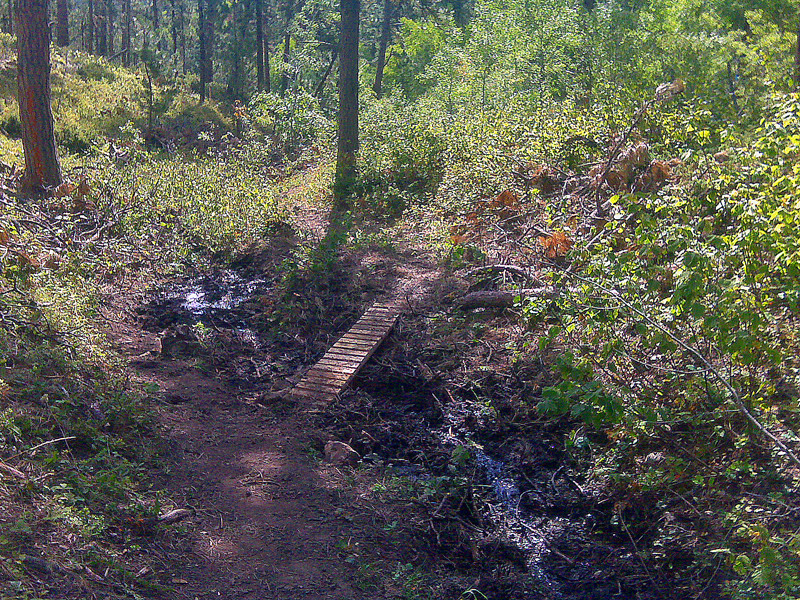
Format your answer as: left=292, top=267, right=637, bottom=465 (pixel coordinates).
left=341, top=331, right=384, bottom=340
left=295, top=381, right=341, bottom=394
left=303, top=372, right=352, bottom=385
left=331, top=340, right=376, bottom=350
left=291, top=301, right=399, bottom=410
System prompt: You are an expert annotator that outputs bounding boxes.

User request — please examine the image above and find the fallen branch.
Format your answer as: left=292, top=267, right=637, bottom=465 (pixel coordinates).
left=0, top=459, right=27, bottom=480
left=158, top=508, right=194, bottom=524
left=464, top=264, right=532, bottom=280
left=458, top=287, right=558, bottom=310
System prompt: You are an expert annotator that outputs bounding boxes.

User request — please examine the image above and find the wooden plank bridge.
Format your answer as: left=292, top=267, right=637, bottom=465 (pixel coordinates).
left=290, top=302, right=400, bottom=409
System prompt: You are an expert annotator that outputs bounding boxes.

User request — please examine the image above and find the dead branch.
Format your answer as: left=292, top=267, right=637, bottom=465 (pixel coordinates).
left=464, top=264, right=533, bottom=280
left=0, top=459, right=27, bottom=480
left=158, top=508, right=194, bottom=524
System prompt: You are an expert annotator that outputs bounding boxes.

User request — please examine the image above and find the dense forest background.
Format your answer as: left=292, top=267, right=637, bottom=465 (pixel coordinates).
left=2, top=0, right=800, bottom=598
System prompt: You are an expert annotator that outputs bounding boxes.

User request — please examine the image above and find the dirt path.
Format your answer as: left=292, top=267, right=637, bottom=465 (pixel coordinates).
left=110, top=314, right=399, bottom=600
left=102, top=192, right=449, bottom=600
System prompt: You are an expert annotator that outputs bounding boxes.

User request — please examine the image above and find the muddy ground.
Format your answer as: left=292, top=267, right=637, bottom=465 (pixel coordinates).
left=98, top=208, right=683, bottom=600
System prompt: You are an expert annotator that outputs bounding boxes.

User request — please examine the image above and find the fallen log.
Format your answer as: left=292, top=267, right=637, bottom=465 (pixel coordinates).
left=464, top=264, right=532, bottom=280
left=458, top=287, right=559, bottom=310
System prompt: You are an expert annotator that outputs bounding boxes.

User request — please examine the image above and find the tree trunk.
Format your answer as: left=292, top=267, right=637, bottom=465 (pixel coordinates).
left=170, top=5, right=177, bottom=54
left=795, top=15, right=800, bottom=91
left=16, top=0, right=62, bottom=193
left=7, top=0, right=12, bottom=35
left=56, top=0, right=69, bottom=46
left=198, top=0, right=206, bottom=101
left=152, top=0, right=158, bottom=28
left=96, top=0, right=106, bottom=55
left=88, top=0, right=95, bottom=53
left=179, top=2, right=186, bottom=73
left=372, top=0, right=391, bottom=97
left=107, top=0, right=115, bottom=55
left=256, top=0, right=264, bottom=91
left=226, top=0, right=244, bottom=99
left=280, top=0, right=292, bottom=95
left=204, top=0, right=215, bottom=95
left=264, top=26, right=271, bottom=93
left=335, top=0, right=359, bottom=197
left=314, top=48, right=336, bottom=98
left=123, top=0, right=131, bottom=65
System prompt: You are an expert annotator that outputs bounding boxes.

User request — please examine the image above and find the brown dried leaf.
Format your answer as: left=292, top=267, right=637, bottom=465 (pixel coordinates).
left=538, top=231, right=573, bottom=259
left=54, top=182, right=76, bottom=198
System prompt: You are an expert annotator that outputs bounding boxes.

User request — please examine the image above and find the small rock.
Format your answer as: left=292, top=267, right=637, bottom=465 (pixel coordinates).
left=713, top=151, right=730, bottom=163
left=324, top=441, right=360, bottom=467
left=158, top=324, right=200, bottom=357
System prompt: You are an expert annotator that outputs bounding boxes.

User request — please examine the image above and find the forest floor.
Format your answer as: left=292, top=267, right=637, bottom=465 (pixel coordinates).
left=98, top=185, right=450, bottom=600
left=86, top=169, right=667, bottom=600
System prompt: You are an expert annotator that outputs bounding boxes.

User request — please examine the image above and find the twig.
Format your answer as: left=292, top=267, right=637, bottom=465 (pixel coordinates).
left=0, top=459, right=27, bottom=480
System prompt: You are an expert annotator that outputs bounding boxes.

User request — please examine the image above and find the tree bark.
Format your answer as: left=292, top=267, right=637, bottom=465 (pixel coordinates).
left=280, top=0, right=293, bottom=95
left=372, top=0, right=391, bottom=98
left=204, top=0, right=215, bottom=95
left=123, top=0, right=131, bottom=65
left=96, top=0, right=106, bottom=55
left=16, top=0, right=63, bottom=193
left=795, top=15, right=800, bottom=90
left=335, top=0, right=359, bottom=196
left=198, top=0, right=206, bottom=101
left=7, top=0, right=12, bottom=35
left=87, top=0, right=95, bottom=53
left=179, top=2, right=186, bottom=73
left=56, top=0, right=68, bottom=46
left=256, top=0, right=264, bottom=91
left=152, top=0, right=158, bottom=28
left=264, top=25, right=271, bottom=93
left=107, top=0, right=115, bottom=55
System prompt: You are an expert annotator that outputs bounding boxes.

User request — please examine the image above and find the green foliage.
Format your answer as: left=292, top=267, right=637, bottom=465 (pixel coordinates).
left=249, top=89, right=333, bottom=152
left=98, top=148, right=288, bottom=259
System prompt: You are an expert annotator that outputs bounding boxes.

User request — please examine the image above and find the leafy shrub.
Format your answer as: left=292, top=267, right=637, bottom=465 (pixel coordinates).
left=76, top=59, right=118, bottom=82
left=249, top=89, right=333, bottom=152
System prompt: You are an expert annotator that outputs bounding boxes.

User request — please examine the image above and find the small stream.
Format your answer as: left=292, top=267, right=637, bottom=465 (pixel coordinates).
left=438, top=405, right=567, bottom=598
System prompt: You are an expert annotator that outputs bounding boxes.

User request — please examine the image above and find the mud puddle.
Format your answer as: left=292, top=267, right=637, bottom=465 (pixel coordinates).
left=138, top=269, right=271, bottom=333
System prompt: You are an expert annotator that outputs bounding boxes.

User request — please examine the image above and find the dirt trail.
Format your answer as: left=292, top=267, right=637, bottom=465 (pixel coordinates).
left=104, top=195, right=447, bottom=600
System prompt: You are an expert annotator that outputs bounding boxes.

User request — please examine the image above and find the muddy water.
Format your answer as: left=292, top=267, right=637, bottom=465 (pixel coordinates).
left=438, top=407, right=566, bottom=598
left=139, top=270, right=272, bottom=350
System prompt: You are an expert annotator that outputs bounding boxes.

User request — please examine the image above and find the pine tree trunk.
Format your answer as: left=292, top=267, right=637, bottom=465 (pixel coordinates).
left=280, top=0, right=293, bottom=95
left=123, top=0, right=131, bottom=64
left=372, top=0, right=391, bottom=97
left=198, top=0, right=206, bottom=101
left=96, top=0, right=106, bottom=55
left=795, top=16, right=800, bottom=91
left=107, top=0, right=115, bottom=54
left=7, top=0, right=12, bottom=35
left=335, top=0, right=359, bottom=197
left=204, top=0, right=215, bottom=95
left=179, top=2, right=186, bottom=73
left=16, top=0, right=63, bottom=193
left=256, top=0, right=264, bottom=91
left=56, top=0, right=68, bottom=45
left=264, top=21, right=271, bottom=93
left=88, top=0, right=95, bottom=53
